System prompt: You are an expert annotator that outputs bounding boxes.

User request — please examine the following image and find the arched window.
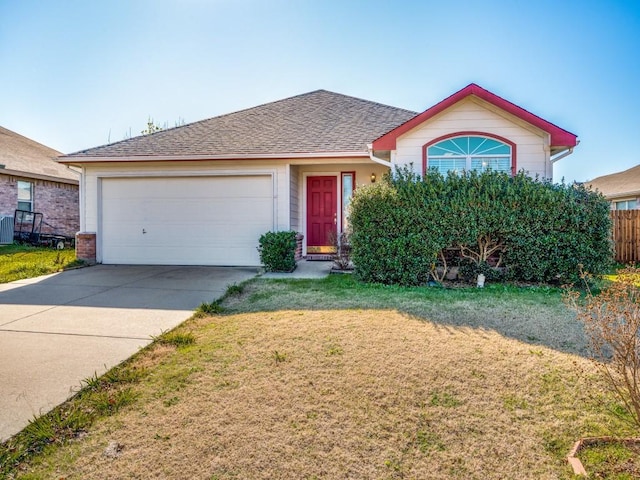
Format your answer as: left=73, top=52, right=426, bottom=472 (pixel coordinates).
left=425, top=134, right=514, bottom=176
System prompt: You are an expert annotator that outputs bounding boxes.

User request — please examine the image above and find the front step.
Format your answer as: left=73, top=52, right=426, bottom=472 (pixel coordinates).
left=305, top=254, right=334, bottom=261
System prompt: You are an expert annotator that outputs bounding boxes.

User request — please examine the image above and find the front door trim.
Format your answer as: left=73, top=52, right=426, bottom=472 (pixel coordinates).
left=302, top=172, right=340, bottom=256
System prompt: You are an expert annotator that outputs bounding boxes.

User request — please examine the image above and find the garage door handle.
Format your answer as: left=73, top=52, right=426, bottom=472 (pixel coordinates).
left=142, top=229, right=146, bottom=234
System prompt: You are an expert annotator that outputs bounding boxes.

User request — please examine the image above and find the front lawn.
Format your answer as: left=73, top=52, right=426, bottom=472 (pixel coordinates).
left=2, top=276, right=635, bottom=479
left=0, top=244, right=83, bottom=283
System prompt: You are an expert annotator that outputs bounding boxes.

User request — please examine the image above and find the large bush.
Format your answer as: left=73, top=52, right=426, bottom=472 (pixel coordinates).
left=349, top=169, right=612, bottom=285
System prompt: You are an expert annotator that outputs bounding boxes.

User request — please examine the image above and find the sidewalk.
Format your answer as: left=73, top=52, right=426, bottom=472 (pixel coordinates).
left=261, top=260, right=332, bottom=279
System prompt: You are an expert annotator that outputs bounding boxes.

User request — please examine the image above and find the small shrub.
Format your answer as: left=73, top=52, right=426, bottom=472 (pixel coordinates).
left=565, top=267, right=640, bottom=428
left=258, top=231, right=297, bottom=272
left=196, top=300, right=225, bottom=316
left=225, top=283, right=244, bottom=296
left=329, top=231, right=352, bottom=270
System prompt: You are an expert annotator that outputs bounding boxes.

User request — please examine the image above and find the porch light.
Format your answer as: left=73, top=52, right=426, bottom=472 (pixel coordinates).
left=370, top=173, right=376, bottom=183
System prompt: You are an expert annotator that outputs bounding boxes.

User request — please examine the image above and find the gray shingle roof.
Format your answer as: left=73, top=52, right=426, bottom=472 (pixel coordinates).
left=64, top=90, right=418, bottom=158
left=0, top=126, right=78, bottom=182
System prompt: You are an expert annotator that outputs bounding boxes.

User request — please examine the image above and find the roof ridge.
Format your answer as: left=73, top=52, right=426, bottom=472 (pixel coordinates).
left=65, top=89, right=418, bottom=157
left=588, top=163, right=640, bottom=182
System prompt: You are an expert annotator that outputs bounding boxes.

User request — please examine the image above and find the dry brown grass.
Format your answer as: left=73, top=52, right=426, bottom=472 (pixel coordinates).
left=22, top=307, right=623, bottom=480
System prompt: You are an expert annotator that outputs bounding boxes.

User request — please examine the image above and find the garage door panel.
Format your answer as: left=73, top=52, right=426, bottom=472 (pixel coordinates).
left=101, top=176, right=273, bottom=266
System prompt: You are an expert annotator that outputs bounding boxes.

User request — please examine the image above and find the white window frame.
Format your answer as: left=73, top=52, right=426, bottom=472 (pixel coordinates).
left=17, top=180, right=34, bottom=212
left=426, top=135, right=513, bottom=176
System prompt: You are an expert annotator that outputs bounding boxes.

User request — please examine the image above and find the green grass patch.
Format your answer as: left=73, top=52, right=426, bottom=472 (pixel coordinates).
left=0, top=244, right=83, bottom=283
left=152, top=331, right=196, bottom=348
left=578, top=440, right=640, bottom=479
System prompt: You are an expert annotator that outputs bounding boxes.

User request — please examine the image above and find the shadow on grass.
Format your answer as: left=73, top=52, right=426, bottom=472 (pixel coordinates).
left=222, top=274, right=588, bottom=356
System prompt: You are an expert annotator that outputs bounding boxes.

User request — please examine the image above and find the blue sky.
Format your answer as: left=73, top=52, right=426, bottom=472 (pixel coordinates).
left=1, top=0, right=638, bottom=183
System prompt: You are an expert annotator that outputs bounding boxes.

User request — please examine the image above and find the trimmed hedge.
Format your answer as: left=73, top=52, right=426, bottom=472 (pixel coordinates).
left=349, top=169, right=612, bottom=285
left=258, top=231, right=297, bottom=272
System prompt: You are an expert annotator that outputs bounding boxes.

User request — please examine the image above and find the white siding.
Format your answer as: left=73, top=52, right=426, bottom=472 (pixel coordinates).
left=393, top=98, right=552, bottom=179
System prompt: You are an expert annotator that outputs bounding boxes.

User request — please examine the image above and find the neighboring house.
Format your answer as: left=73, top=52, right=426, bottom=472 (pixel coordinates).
left=59, top=83, right=578, bottom=266
left=586, top=164, right=640, bottom=210
left=0, top=126, right=79, bottom=238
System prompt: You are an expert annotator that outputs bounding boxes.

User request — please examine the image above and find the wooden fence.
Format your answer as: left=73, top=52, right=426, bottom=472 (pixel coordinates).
left=611, top=210, right=640, bottom=263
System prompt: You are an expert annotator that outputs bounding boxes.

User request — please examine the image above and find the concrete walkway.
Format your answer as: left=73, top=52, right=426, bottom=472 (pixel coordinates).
left=0, top=265, right=257, bottom=441
left=261, top=260, right=333, bottom=279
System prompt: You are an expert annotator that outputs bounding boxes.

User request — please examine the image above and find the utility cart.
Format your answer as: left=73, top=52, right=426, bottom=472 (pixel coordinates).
left=13, top=209, right=74, bottom=249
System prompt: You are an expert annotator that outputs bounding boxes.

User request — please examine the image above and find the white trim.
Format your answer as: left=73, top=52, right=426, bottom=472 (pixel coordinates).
left=301, top=171, right=340, bottom=257
left=550, top=147, right=574, bottom=163
left=91, top=168, right=277, bottom=178
left=97, top=178, right=103, bottom=262
left=60, top=151, right=369, bottom=164
left=366, top=143, right=392, bottom=167
left=0, top=168, right=79, bottom=185
left=79, top=166, right=86, bottom=232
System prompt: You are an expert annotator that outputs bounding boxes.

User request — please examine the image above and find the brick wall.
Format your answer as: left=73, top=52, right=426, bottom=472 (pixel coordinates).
left=0, top=175, right=17, bottom=217
left=76, top=232, right=96, bottom=263
left=0, top=174, right=79, bottom=237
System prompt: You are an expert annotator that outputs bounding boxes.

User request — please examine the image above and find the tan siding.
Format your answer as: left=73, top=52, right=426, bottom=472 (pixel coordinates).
left=394, top=98, right=552, bottom=180
left=290, top=165, right=300, bottom=232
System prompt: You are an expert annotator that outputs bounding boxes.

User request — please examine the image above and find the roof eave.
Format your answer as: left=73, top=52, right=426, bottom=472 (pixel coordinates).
left=0, top=167, right=79, bottom=185
left=372, top=83, right=578, bottom=150
left=58, top=151, right=371, bottom=165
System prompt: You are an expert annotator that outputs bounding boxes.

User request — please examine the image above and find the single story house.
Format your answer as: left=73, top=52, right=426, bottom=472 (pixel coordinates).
left=0, top=126, right=79, bottom=241
left=59, top=83, right=578, bottom=266
left=586, top=164, right=640, bottom=210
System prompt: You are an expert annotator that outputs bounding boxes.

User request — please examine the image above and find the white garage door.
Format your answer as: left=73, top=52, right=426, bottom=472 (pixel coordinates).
left=101, top=176, right=273, bottom=266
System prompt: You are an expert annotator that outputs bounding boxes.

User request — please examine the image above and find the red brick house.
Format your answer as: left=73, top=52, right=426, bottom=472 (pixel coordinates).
left=0, top=126, right=79, bottom=240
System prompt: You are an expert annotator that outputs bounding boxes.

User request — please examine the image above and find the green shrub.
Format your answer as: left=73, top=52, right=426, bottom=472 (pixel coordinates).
left=349, top=168, right=612, bottom=286
left=258, top=231, right=297, bottom=272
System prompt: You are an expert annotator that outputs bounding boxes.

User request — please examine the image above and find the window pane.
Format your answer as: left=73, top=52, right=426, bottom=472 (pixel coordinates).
left=428, top=136, right=513, bottom=176
left=616, top=200, right=637, bottom=210
left=342, top=173, right=354, bottom=231
left=17, top=181, right=33, bottom=201
left=427, top=139, right=467, bottom=156
left=470, top=157, right=511, bottom=173
left=17, top=201, right=32, bottom=211
left=428, top=158, right=466, bottom=175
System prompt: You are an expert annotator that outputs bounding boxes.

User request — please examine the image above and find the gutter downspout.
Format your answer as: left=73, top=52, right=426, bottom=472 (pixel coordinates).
left=366, top=143, right=392, bottom=167
left=550, top=146, right=575, bottom=164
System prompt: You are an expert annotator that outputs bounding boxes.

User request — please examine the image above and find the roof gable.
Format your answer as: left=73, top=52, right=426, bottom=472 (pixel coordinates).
left=372, top=83, right=578, bottom=151
left=0, top=127, right=78, bottom=183
left=63, top=90, right=418, bottom=160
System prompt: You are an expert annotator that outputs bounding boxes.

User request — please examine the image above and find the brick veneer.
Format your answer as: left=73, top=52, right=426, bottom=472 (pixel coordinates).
left=0, top=174, right=79, bottom=237
left=76, top=232, right=96, bottom=264
left=295, top=233, right=304, bottom=261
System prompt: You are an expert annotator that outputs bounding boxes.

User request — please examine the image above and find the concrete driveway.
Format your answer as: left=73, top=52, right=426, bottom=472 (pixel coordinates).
left=0, top=264, right=257, bottom=441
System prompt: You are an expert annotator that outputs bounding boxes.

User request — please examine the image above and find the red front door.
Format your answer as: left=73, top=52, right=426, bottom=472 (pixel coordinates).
left=306, top=176, right=337, bottom=253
